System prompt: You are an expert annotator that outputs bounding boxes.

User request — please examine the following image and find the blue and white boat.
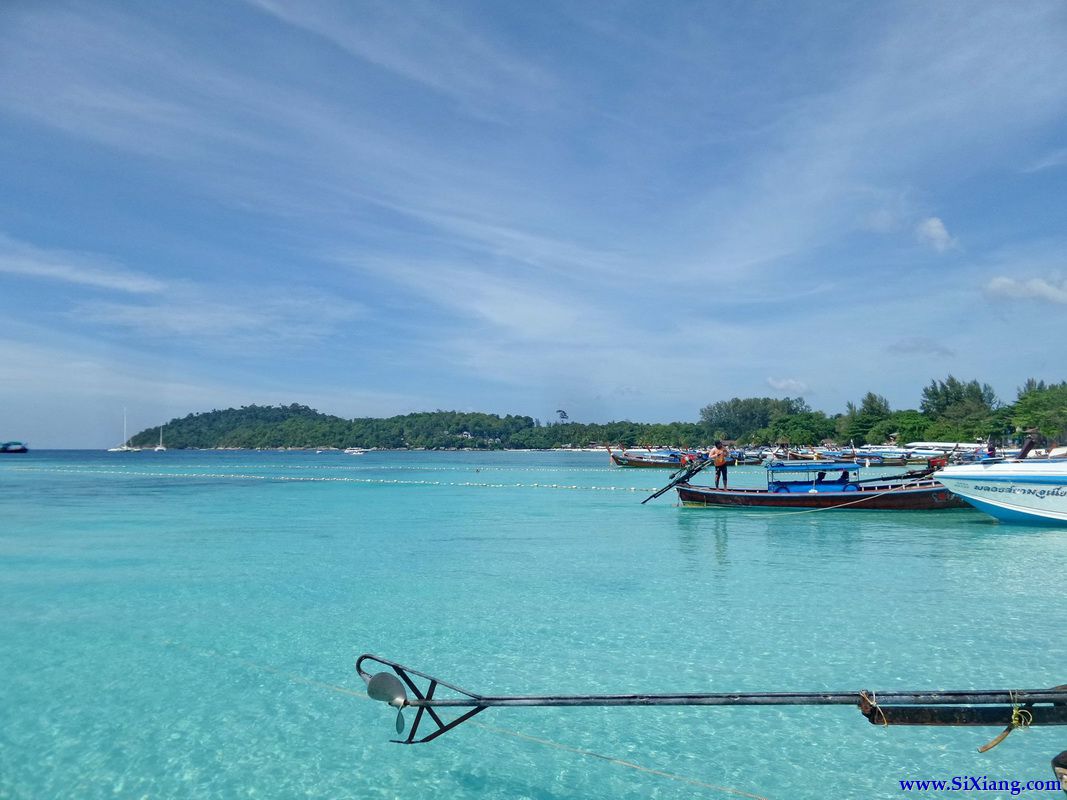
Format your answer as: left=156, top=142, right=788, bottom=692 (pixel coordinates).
left=675, top=461, right=966, bottom=510
left=934, top=458, right=1067, bottom=524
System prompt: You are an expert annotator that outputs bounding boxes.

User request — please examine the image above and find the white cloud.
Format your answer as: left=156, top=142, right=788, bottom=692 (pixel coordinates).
left=916, top=217, right=957, bottom=252
left=767, top=377, right=808, bottom=394
left=0, top=233, right=165, bottom=293
left=986, top=275, right=1067, bottom=304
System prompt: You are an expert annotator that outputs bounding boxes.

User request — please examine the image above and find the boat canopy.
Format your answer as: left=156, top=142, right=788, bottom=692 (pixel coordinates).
left=766, top=461, right=860, bottom=474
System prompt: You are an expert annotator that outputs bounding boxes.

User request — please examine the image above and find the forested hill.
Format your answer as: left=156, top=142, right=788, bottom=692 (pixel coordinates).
left=128, top=404, right=706, bottom=450
left=129, top=379, right=1067, bottom=450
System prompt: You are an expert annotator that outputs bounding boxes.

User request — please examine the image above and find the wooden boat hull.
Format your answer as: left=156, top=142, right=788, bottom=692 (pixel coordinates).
left=676, top=479, right=967, bottom=510
left=611, top=453, right=682, bottom=468
left=611, top=452, right=709, bottom=468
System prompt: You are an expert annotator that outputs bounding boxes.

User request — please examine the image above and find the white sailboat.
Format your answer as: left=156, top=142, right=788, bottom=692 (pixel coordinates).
left=154, top=425, right=166, bottom=452
left=107, top=408, right=142, bottom=452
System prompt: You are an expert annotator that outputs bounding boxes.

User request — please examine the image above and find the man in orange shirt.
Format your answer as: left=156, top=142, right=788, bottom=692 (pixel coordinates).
left=709, top=441, right=730, bottom=490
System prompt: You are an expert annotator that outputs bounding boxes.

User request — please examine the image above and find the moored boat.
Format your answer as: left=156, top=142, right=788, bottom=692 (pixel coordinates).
left=737, top=449, right=765, bottom=465
left=854, top=446, right=912, bottom=467
left=0, top=441, right=28, bottom=454
left=676, top=461, right=966, bottom=510
left=107, top=408, right=142, bottom=452
left=610, top=449, right=706, bottom=468
left=934, top=458, right=1067, bottom=524
left=785, top=448, right=836, bottom=461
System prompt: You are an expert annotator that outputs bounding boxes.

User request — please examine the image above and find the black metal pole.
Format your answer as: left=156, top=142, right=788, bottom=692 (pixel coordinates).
left=405, top=689, right=1067, bottom=709
left=357, top=655, right=1067, bottom=745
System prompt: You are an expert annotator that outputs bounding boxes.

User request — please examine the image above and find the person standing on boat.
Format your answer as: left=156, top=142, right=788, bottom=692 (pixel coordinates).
left=710, top=441, right=730, bottom=489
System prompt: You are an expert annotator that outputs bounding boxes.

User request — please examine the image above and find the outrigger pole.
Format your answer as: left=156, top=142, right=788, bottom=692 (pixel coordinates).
left=357, top=654, right=1067, bottom=750
left=642, top=456, right=713, bottom=504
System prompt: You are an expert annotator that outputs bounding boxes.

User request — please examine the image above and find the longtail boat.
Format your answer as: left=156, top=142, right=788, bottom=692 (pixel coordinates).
left=670, top=461, right=966, bottom=510
left=609, top=448, right=709, bottom=468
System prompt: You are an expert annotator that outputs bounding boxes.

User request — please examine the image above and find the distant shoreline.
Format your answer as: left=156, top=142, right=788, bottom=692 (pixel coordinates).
left=29, top=446, right=618, bottom=453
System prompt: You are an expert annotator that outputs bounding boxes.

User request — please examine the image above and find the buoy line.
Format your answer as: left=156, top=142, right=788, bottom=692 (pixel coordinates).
left=8, top=466, right=657, bottom=493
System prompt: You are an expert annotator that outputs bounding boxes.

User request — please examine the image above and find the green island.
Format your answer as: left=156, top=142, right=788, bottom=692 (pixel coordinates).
left=129, top=376, right=1067, bottom=451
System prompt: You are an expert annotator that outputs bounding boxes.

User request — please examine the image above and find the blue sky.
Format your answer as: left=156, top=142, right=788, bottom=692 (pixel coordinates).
left=2, top=1, right=1066, bottom=447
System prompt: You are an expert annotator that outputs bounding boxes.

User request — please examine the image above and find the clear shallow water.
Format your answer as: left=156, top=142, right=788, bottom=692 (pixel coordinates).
left=1, top=450, right=1064, bottom=799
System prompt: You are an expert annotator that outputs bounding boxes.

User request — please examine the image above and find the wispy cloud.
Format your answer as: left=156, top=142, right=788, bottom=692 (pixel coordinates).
left=0, top=4, right=613, bottom=289
left=0, top=8, right=274, bottom=162
left=886, top=337, right=956, bottom=358
left=986, top=275, right=1067, bottom=304
left=330, top=249, right=618, bottom=341
left=4, top=2, right=1057, bottom=292
left=244, top=0, right=555, bottom=119
left=767, top=377, right=808, bottom=394
left=71, top=289, right=363, bottom=347
left=676, top=4, right=1066, bottom=279
left=1022, top=147, right=1067, bottom=173
left=915, top=217, right=957, bottom=252
left=862, top=209, right=902, bottom=234
left=0, top=229, right=362, bottom=349
left=0, top=233, right=165, bottom=293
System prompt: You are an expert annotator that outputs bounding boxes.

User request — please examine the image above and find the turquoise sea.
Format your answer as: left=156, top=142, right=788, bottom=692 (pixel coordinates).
left=2, top=450, right=1064, bottom=799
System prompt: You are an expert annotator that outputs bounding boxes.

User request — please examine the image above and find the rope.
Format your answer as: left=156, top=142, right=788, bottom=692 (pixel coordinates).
left=860, top=691, right=889, bottom=727
left=977, top=690, right=1033, bottom=753
left=1010, top=689, right=1034, bottom=730
left=8, top=466, right=657, bottom=493
left=160, top=639, right=771, bottom=800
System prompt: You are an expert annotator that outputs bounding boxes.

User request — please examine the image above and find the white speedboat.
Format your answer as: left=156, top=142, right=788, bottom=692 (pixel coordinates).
left=934, top=458, right=1067, bottom=524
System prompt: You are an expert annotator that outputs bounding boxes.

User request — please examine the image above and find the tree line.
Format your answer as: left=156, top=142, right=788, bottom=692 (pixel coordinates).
left=129, top=377, right=1067, bottom=450
left=698, top=377, right=1066, bottom=446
